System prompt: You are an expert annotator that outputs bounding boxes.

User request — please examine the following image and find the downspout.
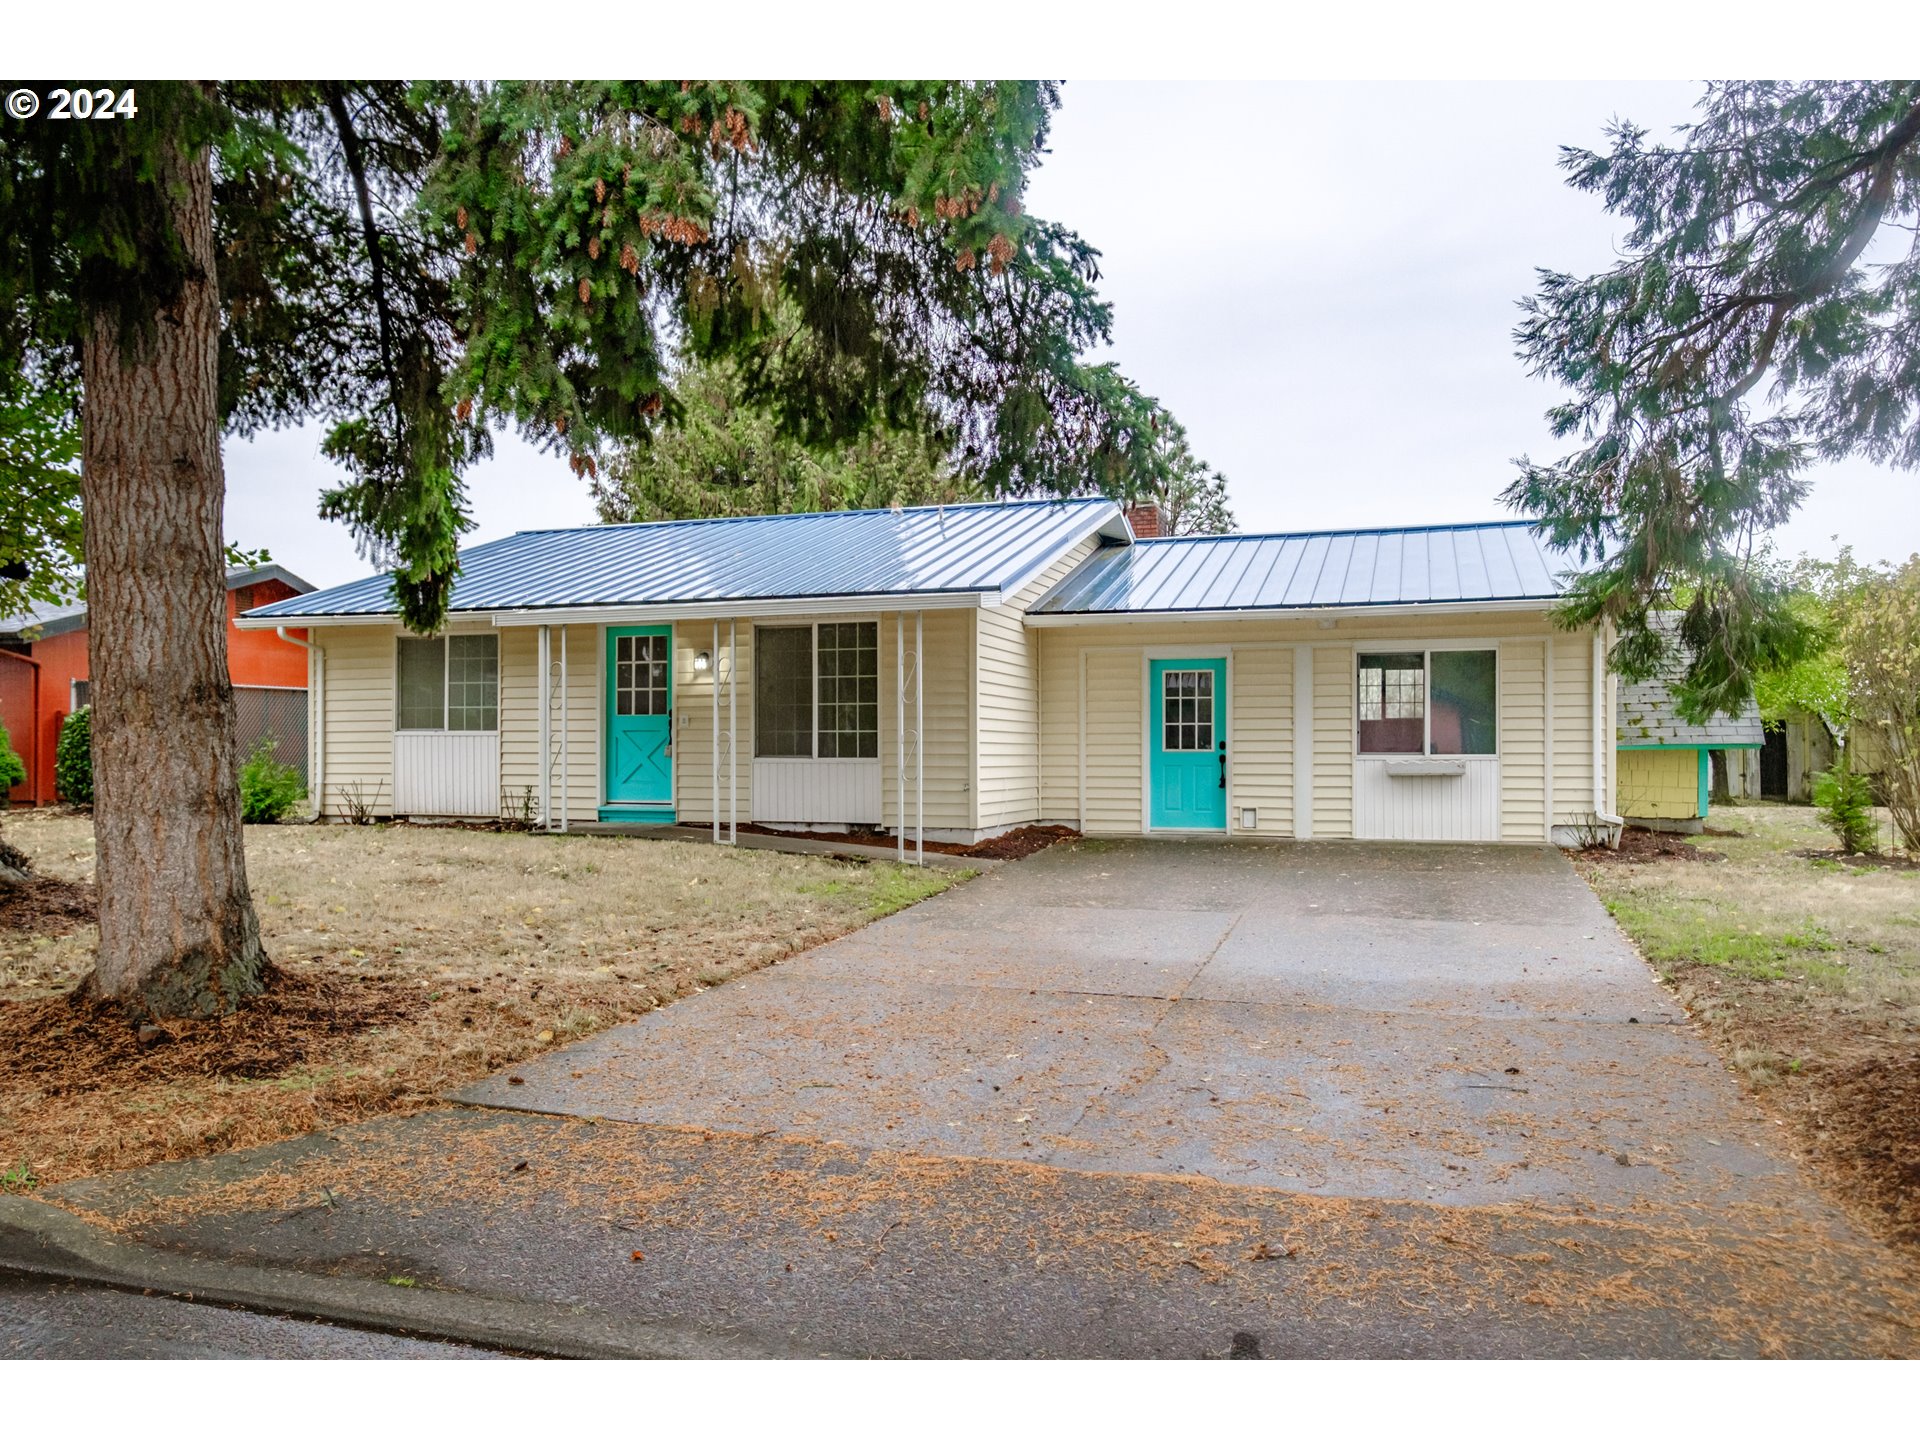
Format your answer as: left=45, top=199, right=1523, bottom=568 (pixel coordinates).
left=277, top=627, right=323, bottom=820
left=1591, top=628, right=1624, bottom=843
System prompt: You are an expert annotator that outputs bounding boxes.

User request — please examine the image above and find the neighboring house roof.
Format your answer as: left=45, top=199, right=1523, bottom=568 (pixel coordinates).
left=241, top=499, right=1130, bottom=622
left=1029, top=521, right=1571, bottom=617
left=0, top=564, right=314, bottom=641
left=1616, top=614, right=1764, bottom=748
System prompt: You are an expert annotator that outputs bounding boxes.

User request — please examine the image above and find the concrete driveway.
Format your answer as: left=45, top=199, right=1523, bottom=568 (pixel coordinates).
left=461, top=839, right=1817, bottom=1221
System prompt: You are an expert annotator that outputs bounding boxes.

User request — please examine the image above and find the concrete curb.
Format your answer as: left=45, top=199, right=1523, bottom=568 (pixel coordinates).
left=0, top=1195, right=811, bottom=1359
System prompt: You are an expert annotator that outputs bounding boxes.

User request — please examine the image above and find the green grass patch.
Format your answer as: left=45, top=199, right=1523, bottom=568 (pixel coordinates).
left=2, top=1161, right=37, bottom=1193
left=864, top=864, right=963, bottom=919
left=1602, top=894, right=1844, bottom=983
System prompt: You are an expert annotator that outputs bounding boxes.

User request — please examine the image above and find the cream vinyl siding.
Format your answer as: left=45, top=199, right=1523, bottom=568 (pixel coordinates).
left=314, top=626, right=395, bottom=818
left=975, top=536, right=1099, bottom=831
left=671, top=611, right=972, bottom=835
left=1311, top=645, right=1355, bottom=838
left=1033, top=611, right=1584, bottom=842
left=1499, top=639, right=1547, bottom=840
left=1550, top=633, right=1598, bottom=829
left=1227, top=646, right=1292, bottom=835
left=1081, top=648, right=1144, bottom=834
left=674, top=622, right=753, bottom=827
left=495, top=623, right=600, bottom=824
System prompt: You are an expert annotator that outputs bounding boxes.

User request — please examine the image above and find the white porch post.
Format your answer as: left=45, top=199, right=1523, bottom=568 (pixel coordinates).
left=897, top=611, right=906, bottom=864
left=712, top=619, right=721, bottom=843
left=728, top=618, right=738, bottom=845
left=537, top=624, right=551, bottom=829
left=916, top=609, right=924, bottom=867
left=559, top=625, right=569, bottom=833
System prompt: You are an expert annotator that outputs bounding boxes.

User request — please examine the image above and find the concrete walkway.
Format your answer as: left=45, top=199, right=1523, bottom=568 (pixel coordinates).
left=459, top=840, right=1817, bottom=1219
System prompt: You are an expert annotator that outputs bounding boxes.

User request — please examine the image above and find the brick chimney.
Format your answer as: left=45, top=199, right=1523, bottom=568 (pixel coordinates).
left=1123, top=502, right=1162, bottom=538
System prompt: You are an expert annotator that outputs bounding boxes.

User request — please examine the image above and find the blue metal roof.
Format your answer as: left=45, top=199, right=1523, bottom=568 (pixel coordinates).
left=245, top=499, right=1125, bottom=620
left=1030, top=521, right=1573, bottom=616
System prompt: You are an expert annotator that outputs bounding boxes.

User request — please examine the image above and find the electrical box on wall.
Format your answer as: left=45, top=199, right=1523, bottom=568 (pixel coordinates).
left=1240, top=808, right=1257, bottom=830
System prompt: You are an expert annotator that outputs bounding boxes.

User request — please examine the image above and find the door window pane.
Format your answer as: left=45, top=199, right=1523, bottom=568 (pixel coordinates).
left=1430, top=649, right=1497, bottom=755
left=446, top=634, right=498, bottom=732
left=1162, top=669, right=1214, bottom=751
left=615, top=634, right=668, bottom=716
left=397, top=637, right=446, bottom=730
left=817, top=622, right=878, bottom=759
left=1358, top=652, right=1424, bottom=753
left=754, top=626, right=814, bottom=757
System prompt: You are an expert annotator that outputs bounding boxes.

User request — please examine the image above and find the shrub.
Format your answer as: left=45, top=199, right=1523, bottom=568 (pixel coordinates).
left=0, top=720, right=25, bottom=805
left=239, top=738, right=306, bottom=823
left=54, top=705, right=91, bottom=806
left=1814, top=754, right=1878, bottom=855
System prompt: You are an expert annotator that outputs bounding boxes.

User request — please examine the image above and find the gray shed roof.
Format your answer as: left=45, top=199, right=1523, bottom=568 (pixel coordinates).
left=1030, top=521, right=1571, bottom=616
left=244, top=499, right=1126, bottom=621
left=1616, top=614, right=1764, bottom=748
left=1, top=564, right=313, bottom=640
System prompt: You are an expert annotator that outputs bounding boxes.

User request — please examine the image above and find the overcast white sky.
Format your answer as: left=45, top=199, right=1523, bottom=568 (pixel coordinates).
left=225, top=80, right=1917, bottom=591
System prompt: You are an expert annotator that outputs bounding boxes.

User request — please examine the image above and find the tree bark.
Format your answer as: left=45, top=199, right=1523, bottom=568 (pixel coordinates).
left=80, top=136, right=268, bottom=1017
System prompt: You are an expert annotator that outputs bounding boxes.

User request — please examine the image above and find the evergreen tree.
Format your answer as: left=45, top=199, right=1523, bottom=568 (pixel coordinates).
left=593, top=355, right=975, bottom=523
left=1511, top=81, right=1920, bottom=720
left=1, top=80, right=1171, bottom=1016
left=1141, top=415, right=1234, bottom=536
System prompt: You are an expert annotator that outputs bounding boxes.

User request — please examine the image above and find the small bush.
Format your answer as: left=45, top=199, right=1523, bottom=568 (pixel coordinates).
left=239, top=737, right=306, bottom=823
left=0, top=719, right=26, bottom=805
left=54, top=705, right=91, bottom=806
left=1814, top=755, right=1878, bottom=855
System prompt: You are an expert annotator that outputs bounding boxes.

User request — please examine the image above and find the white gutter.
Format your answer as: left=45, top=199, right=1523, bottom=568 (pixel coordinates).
left=275, top=627, right=323, bottom=820
left=233, top=591, right=996, bottom=632
left=1023, top=598, right=1558, bottom=628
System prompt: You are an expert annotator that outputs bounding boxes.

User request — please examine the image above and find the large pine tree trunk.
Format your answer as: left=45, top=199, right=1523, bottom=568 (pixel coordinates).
left=80, top=136, right=268, bottom=1017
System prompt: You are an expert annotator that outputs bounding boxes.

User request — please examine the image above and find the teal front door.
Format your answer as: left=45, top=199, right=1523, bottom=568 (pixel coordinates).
left=1149, top=658, right=1227, bottom=830
left=602, top=626, right=674, bottom=819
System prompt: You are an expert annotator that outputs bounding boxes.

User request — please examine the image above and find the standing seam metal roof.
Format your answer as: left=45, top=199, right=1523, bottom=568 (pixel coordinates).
left=1029, top=521, right=1572, bottom=614
left=243, top=499, right=1124, bottom=619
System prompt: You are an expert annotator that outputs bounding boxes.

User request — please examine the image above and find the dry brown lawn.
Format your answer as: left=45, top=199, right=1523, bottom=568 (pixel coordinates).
left=1578, top=803, right=1920, bottom=1247
left=0, top=809, right=962, bottom=1189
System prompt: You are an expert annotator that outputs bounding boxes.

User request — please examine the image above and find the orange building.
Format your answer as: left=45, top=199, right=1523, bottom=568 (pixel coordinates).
left=0, top=565, right=313, bottom=806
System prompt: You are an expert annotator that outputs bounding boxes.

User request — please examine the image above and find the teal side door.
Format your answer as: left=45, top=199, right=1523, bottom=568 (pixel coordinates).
left=602, top=626, right=674, bottom=819
left=1149, top=658, right=1227, bottom=830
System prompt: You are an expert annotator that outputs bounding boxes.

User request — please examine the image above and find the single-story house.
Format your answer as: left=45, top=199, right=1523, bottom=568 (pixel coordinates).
left=1, top=564, right=315, bottom=805
left=239, top=499, right=1621, bottom=849
left=1614, top=614, right=1763, bottom=832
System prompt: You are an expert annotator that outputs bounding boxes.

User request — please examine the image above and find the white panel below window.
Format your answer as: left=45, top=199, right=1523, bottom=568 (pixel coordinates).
left=393, top=732, right=499, bottom=817
left=1353, top=756, right=1500, bottom=841
left=751, top=758, right=882, bottom=824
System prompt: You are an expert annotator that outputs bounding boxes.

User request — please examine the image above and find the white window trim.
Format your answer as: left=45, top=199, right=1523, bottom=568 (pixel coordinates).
left=751, top=620, right=879, bottom=761
left=395, top=632, right=500, bottom=735
left=1352, top=640, right=1500, bottom=760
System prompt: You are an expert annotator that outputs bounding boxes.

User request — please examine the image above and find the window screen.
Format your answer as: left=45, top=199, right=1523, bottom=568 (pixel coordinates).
left=816, top=622, right=878, bottom=759
left=1430, top=649, right=1496, bottom=755
left=614, top=633, right=668, bottom=717
left=754, top=626, right=814, bottom=757
left=1357, top=652, right=1425, bottom=754
left=446, top=635, right=499, bottom=732
left=397, top=637, right=447, bottom=731
left=1161, top=669, right=1215, bottom=752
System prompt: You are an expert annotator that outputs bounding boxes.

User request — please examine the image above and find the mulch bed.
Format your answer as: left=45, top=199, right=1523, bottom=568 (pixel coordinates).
left=722, top=822, right=1078, bottom=862
left=0, top=966, right=422, bottom=1097
left=1578, top=826, right=1726, bottom=866
left=0, top=876, right=97, bottom=937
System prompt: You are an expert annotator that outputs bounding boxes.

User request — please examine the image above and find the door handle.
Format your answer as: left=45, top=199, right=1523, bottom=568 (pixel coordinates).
left=1218, top=743, right=1227, bottom=788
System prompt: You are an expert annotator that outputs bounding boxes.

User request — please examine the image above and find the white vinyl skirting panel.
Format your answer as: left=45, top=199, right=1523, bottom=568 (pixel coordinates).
left=393, top=731, right=500, bottom=816
left=1353, top=756, right=1501, bottom=841
left=751, top=758, right=883, bottom=824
